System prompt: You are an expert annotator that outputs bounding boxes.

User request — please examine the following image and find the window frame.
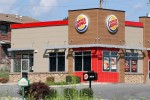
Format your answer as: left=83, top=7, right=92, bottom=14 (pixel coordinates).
left=0, top=25, right=9, bottom=35
left=73, top=51, right=92, bottom=72
left=102, top=51, right=118, bottom=72
left=49, top=52, right=65, bottom=72
left=125, top=52, right=138, bottom=73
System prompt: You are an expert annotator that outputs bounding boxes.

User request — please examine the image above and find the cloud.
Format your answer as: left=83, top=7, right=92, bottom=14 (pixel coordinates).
left=29, top=0, right=72, bottom=17
left=133, top=3, right=144, bottom=11
left=0, top=0, right=17, bottom=13
left=31, top=0, right=58, bottom=16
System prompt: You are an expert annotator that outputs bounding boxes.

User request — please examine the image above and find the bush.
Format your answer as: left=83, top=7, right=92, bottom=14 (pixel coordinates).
left=63, top=88, right=78, bottom=100
left=25, top=82, right=50, bottom=99
left=46, top=89, right=58, bottom=99
left=0, top=71, right=9, bottom=79
left=80, top=88, right=93, bottom=98
left=66, top=76, right=81, bottom=84
left=0, top=77, right=9, bottom=83
left=46, top=77, right=54, bottom=82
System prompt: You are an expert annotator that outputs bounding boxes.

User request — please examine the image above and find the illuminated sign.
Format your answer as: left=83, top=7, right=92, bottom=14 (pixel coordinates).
left=75, top=14, right=88, bottom=33
left=107, top=15, right=119, bottom=33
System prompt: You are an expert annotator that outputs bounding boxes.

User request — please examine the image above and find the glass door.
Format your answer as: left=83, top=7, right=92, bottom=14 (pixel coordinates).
left=21, top=54, right=29, bottom=78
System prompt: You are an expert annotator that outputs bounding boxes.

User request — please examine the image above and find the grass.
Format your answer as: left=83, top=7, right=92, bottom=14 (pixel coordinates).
left=0, top=71, right=9, bottom=79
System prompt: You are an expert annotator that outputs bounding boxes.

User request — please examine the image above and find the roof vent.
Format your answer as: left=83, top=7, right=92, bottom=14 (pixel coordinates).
left=147, top=13, right=150, bottom=17
left=15, top=14, right=19, bottom=19
left=20, top=16, right=22, bottom=20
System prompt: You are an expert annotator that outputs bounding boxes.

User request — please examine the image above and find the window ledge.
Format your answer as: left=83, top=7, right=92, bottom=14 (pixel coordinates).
left=125, top=73, right=144, bottom=75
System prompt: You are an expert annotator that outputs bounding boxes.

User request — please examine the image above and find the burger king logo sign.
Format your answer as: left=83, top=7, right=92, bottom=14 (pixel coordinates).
left=107, top=15, right=119, bottom=33
left=75, top=14, right=88, bottom=33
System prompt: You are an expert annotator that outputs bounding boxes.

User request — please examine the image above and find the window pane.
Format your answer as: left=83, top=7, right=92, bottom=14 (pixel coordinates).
left=75, top=56, right=82, bottom=71
left=49, top=57, right=56, bottom=71
left=22, top=54, right=29, bottom=59
left=83, top=51, right=91, bottom=55
left=110, top=57, right=117, bottom=72
left=58, top=56, right=65, bottom=71
left=111, top=52, right=118, bottom=56
left=50, top=53, right=56, bottom=57
left=103, top=57, right=110, bottom=71
left=14, top=54, right=21, bottom=72
left=103, top=51, right=109, bottom=56
left=131, top=60, right=137, bottom=72
left=0, top=25, right=8, bottom=35
left=83, top=55, right=91, bottom=71
left=75, top=52, right=82, bottom=56
left=58, top=52, right=65, bottom=56
left=125, top=59, right=130, bottom=72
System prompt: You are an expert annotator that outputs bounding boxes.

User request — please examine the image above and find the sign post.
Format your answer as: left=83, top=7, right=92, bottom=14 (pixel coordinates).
left=18, top=78, right=30, bottom=100
left=83, top=71, right=97, bottom=88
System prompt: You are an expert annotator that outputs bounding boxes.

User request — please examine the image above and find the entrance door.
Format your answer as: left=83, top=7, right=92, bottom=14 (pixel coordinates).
left=21, top=54, right=29, bottom=78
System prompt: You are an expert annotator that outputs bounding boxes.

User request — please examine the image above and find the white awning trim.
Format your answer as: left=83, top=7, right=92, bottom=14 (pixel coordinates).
left=0, top=40, right=11, bottom=44
left=45, top=45, right=68, bottom=50
left=8, top=48, right=34, bottom=51
left=67, top=44, right=146, bottom=50
left=44, top=44, right=146, bottom=50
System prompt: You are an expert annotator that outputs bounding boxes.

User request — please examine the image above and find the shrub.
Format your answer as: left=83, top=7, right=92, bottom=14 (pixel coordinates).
left=46, top=77, right=54, bottom=82
left=25, top=82, right=50, bottom=99
left=63, top=88, right=78, bottom=100
left=46, top=89, right=58, bottom=99
left=66, top=76, right=81, bottom=84
left=80, top=88, right=93, bottom=98
left=0, top=77, right=9, bottom=83
left=0, top=71, right=9, bottom=79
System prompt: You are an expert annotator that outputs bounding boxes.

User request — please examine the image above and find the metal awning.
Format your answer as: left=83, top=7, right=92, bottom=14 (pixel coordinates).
left=8, top=48, right=34, bottom=51
left=67, top=44, right=146, bottom=50
left=147, top=48, right=150, bottom=51
left=45, top=45, right=68, bottom=50
left=0, top=40, right=11, bottom=44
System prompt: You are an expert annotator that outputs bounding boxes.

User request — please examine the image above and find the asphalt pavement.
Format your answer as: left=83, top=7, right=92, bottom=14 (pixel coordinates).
left=0, top=82, right=150, bottom=100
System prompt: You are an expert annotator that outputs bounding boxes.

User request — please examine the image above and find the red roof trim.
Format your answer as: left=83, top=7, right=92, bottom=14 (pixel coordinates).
left=11, top=20, right=68, bottom=29
left=11, top=20, right=143, bottom=29
left=125, top=21, right=143, bottom=28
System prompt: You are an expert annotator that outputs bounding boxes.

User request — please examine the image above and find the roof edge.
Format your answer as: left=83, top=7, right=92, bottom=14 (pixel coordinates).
left=11, top=20, right=143, bottom=29
left=125, top=21, right=143, bottom=28
left=11, top=20, right=68, bottom=29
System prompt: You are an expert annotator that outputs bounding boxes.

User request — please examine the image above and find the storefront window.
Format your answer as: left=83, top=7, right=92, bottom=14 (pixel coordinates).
left=13, top=54, right=34, bottom=72
left=0, top=25, right=9, bottom=35
left=125, top=52, right=138, bottom=73
left=49, top=52, right=65, bottom=72
left=74, top=51, right=91, bottom=71
left=103, top=51, right=118, bottom=72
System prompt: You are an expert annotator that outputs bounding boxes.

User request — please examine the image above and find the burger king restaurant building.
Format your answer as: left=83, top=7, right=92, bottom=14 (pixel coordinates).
left=9, top=8, right=150, bottom=83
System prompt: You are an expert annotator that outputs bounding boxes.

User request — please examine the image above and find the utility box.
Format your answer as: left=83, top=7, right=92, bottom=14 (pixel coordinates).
left=83, top=71, right=97, bottom=81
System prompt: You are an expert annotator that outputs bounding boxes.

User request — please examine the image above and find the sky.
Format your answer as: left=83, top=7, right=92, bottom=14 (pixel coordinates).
left=0, top=0, right=149, bottom=21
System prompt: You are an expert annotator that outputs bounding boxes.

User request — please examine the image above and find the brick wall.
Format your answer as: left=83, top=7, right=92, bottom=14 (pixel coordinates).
left=125, top=74, right=144, bottom=83
left=9, top=72, right=68, bottom=83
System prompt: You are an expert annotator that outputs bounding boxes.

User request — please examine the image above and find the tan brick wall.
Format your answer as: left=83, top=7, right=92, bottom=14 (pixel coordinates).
left=125, top=74, right=144, bottom=83
left=68, top=8, right=125, bottom=45
left=9, top=73, right=68, bottom=83
left=139, top=17, right=150, bottom=83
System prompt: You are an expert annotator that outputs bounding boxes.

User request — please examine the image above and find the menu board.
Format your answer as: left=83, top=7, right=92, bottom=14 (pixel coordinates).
left=104, top=57, right=110, bottom=71
left=131, top=60, right=137, bottom=72
left=125, top=59, right=130, bottom=72
left=111, top=57, right=117, bottom=70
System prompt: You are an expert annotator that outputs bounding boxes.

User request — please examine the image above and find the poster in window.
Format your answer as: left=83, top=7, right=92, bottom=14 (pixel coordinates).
left=125, top=59, right=130, bottom=72
left=104, top=57, right=110, bottom=71
left=111, top=57, right=117, bottom=70
left=131, top=60, right=137, bottom=72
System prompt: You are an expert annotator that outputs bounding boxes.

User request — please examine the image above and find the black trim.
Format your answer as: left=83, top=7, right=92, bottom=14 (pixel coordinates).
left=69, top=8, right=125, bottom=12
